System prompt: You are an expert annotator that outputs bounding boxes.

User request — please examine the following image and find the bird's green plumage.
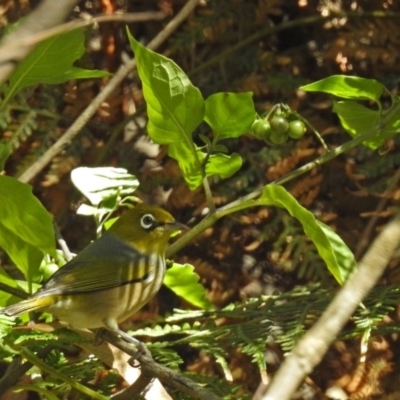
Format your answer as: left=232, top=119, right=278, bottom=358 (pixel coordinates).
left=1, top=204, right=183, bottom=332
left=39, top=232, right=153, bottom=295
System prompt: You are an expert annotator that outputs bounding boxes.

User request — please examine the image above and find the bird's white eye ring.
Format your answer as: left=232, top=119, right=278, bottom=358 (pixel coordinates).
left=141, top=214, right=155, bottom=229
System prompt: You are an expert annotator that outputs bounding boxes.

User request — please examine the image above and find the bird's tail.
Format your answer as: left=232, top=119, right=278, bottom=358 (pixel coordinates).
left=1, top=296, right=55, bottom=317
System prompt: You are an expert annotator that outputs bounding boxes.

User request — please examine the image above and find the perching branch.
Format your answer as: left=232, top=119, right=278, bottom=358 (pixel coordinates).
left=110, top=372, right=154, bottom=400
left=100, top=329, right=221, bottom=400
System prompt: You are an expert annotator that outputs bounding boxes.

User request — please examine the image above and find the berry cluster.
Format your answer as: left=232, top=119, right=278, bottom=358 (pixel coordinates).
left=251, top=106, right=306, bottom=145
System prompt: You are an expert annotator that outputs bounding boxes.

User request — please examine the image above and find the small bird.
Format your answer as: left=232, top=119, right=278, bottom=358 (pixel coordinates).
left=1, top=204, right=185, bottom=347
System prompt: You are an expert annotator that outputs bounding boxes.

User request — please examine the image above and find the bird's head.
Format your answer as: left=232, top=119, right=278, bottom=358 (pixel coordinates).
left=108, top=204, right=186, bottom=253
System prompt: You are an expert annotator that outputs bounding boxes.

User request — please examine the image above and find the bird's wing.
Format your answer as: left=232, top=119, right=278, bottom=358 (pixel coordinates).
left=39, top=233, right=159, bottom=296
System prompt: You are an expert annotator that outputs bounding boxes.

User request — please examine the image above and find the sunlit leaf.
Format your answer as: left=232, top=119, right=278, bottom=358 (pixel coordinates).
left=333, top=101, right=385, bottom=149
left=127, top=30, right=205, bottom=190
left=204, top=92, right=256, bottom=140
left=71, top=167, right=139, bottom=206
left=0, top=176, right=56, bottom=282
left=205, top=153, right=242, bottom=179
left=3, top=28, right=110, bottom=103
left=257, top=185, right=356, bottom=284
left=164, top=263, right=212, bottom=309
left=301, top=75, right=385, bottom=102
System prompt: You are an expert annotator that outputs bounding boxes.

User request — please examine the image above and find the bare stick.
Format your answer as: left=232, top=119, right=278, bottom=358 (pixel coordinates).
left=0, top=282, right=28, bottom=299
left=52, top=220, right=74, bottom=262
left=258, top=212, right=400, bottom=400
left=110, top=372, right=154, bottom=400
left=18, top=0, right=200, bottom=184
left=0, top=0, right=79, bottom=84
left=1, top=12, right=166, bottom=50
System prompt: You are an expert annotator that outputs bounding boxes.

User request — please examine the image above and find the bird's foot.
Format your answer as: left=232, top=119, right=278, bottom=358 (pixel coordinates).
left=93, top=328, right=107, bottom=345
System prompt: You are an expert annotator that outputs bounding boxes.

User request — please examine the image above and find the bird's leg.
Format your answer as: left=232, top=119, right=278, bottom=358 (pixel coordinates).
left=93, top=328, right=107, bottom=345
left=103, top=319, right=149, bottom=361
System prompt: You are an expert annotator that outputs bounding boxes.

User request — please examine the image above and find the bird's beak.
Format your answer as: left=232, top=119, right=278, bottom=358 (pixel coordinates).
left=164, top=221, right=189, bottom=232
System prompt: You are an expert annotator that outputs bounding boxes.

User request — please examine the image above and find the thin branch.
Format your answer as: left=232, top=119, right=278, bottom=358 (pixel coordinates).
left=258, top=212, right=400, bottom=400
left=100, top=330, right=221, bottom=400
left=110, top=372, right=154, bottom=400
left=167, top=100, right=400, bottom=257
left=0, top=0, right=79, bottom=85
left=202, top=176, right=216, bottom=213
left=2, top=12, right=166, bottom=50
left=53, top=220, right=74, bottom=262
left=0, top=282, right=28, bottom=299
left=18, top=0, right=201, bottom=184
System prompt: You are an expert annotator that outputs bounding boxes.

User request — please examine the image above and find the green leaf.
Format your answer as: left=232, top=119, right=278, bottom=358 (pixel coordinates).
left=0, top=226, right=43, bottom=284
left=301, top=75, right=385, bottom=102
left=0, top=144, right=10, bottom=170
left=128, top=31, right=204, bottom=144
left=213, top=144, right=229, bottom=153
left=333, top=101, right=384, bottom=149
left=316, top=222, right=356, bottom=283
left=3, top=28, right=110, bottom=103
left=258, top=185, right=356, bottom=284
left=164, top=263, right=212, bottom=309
left=0, top=265, right=24, bottom=306
left=127, top=30, right=205, bottom=190
left=205, top=153, right=242, bottom=179
left=0, top=176, right=56, bottom=281
left=199, top=133, right=212, bottom=146
left=0, top=266, right=21, bottom=291
left=70, top=167, right=139, bottom=206
left=204, top=92, right=256, bottom=140
left=168, top=142, right=203, bottom=190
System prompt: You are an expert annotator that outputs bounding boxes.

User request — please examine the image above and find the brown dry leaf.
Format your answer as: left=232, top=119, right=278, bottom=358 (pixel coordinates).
left=266, top=141, right=316, bottom=181
left=290, top=172, right=322, bottom=202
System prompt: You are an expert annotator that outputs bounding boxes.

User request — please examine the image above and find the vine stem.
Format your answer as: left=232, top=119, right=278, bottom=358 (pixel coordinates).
left=202, top=176, right=216, bottom=213
left=167, top=98, right=400, bottom=258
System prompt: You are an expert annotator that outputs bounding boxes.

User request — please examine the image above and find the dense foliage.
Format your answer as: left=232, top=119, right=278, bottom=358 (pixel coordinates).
left=1, top=1, right=400, bottom=399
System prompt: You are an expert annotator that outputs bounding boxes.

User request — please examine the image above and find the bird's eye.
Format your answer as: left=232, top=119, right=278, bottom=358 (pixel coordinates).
left=141, top=214, right=155, bottom=229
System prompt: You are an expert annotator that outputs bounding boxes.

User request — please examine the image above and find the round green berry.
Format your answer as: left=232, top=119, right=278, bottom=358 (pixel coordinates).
left=269, top=128, right=289, bottom=145
left=251, top=119, right=272, bottom=139
left=270, top=116, right=289, bottom=134
left=288, top=120, right=306, bottom=139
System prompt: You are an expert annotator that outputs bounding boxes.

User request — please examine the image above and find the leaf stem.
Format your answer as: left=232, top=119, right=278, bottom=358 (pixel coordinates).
left=168, top=99, right=400, bottom=257
left=202, top=176, right=216, bottom=213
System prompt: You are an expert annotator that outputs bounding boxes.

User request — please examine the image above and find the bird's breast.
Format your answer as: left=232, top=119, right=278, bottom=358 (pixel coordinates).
left=46, top=255, right=166, bottom=329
